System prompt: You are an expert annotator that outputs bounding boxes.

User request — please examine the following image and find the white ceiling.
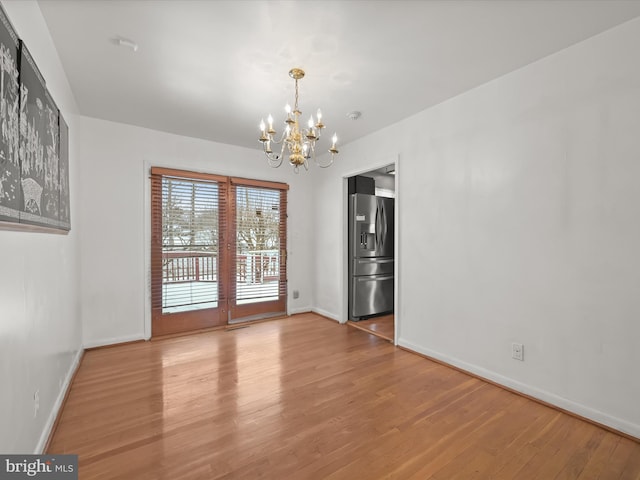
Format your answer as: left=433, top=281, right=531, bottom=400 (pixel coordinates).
left=38, top=0, right=640, bottom=152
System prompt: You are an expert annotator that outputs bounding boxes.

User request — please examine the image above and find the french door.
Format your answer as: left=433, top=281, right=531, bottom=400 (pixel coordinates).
left=151, top=168, right=288, bottom=336
left=228, top=178, right=287, bottom=322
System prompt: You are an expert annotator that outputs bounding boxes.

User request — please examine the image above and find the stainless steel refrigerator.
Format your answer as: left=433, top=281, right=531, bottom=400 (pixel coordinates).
left=348, top=193, right=394, bottom=320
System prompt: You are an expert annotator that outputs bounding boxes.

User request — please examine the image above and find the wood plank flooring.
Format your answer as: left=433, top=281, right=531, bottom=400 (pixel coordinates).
left=48, top=313, right=640, bottom=479
left=348, top=314, right=394, bottom=342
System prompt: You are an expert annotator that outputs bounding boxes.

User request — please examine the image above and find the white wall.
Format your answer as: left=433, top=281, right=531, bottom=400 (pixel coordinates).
left=0, top=1, right=82, bottom=453
left=77, top=116, right=315, bottom=347
left=314, top=18, right=640, bottom=437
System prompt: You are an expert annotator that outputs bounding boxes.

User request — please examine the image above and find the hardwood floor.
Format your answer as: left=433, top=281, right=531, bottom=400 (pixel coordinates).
left=48, top=313, right=640, bottom=479
left=348, top=314, right=394, bottom=342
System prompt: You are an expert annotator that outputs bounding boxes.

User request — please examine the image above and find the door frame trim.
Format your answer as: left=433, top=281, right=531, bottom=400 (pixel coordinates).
left=340, top=154, right=400, bottom=345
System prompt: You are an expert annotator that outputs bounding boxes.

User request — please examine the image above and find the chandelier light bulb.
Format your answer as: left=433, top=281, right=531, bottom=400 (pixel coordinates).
left=329, top=133, right=339, bottom=155
left=267, top=115, right=273, bottom=128
left=308, top=116, right=314, bottom=129
left=259, top=119, right=265, bottom=132
left=285, top=104, right=291, bottom=113
left=317, top=109, right=322, bottom=122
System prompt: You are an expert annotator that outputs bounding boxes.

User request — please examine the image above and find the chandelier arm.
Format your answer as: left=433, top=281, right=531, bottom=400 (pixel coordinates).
left=313, top=142, right=335, bottom=168
left=265, top=141, right=286, bottom=168
left=266, top=153, right=284, bottom=168
left=268, top=131, right=288, bottom=146
left=316, top=157, right=335, bottom=168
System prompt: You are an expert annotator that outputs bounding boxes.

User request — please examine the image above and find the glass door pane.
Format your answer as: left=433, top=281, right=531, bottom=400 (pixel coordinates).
left=151, top=169, right=228, bottom=337
left=230, top=185, right=286, bottom=321
left=161, top=178, right=220, bottom=313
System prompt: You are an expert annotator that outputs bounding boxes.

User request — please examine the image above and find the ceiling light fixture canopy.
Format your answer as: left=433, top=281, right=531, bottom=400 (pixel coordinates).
left=259, top=68, right=338, bottom=173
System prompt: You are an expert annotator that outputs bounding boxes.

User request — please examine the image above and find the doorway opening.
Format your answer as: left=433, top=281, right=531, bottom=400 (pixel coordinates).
left=346, top=163, right=396, bottom=342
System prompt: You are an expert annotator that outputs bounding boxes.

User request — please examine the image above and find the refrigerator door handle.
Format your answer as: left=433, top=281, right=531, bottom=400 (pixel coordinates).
left=382, top=202, right=388, bottom=248
left=355, top=274, right=394, bottom=282
left=374, top=204, right=379, bottom=247
left=376, top=202, right=383, bottom=249
left=381, top=201, right=385, bottom=249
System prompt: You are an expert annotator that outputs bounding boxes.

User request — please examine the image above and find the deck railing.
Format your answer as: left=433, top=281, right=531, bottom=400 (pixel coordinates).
left=163, top=251, right=217, bottom=284
left=237, top=250, right=280, bottom=283
left=163, top=250, right=280, bottom=284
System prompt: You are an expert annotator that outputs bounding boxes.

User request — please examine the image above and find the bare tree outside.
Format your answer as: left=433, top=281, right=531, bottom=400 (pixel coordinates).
left=162, top=179, right=219, bottom=251
left=235, top=186, right=280, bottom=284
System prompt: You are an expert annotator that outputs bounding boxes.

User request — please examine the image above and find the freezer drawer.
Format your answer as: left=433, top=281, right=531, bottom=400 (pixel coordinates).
left=352, top=257, right=394, bottom=276
left=351, top=274, right=394, bottom=318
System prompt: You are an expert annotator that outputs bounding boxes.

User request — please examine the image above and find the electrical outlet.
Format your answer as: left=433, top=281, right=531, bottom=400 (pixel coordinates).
left=34, top=390, right=40, bottom=418
left=292, top=290, right=299, bottom=299
left=512, top=343, right=524, bottom=361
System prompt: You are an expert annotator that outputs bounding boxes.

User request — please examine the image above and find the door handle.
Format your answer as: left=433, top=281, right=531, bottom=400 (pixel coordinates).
left=379, top=202, right=384, bottom=248
left=382, top=203, right=388, bottom=248
left=375, top=203, right=381, bottom=247
left=356, top=274, right=394, bottom=282
left=363, top=258, right=393, bottom=264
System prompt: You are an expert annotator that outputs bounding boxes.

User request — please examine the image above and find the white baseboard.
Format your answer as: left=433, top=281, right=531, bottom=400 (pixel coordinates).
left=83, top=333, right=147, bottom=349
left=311, top=307, right=343, bottom=323
left=35, top=348, right=84, bottom=454
left=289, top=307, right=312, bottom=315
left=398, top=338, right=640, bottom=440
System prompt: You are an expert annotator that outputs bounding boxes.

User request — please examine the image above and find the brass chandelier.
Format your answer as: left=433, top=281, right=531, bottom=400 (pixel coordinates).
left=259, top=68, right=338, bottom=173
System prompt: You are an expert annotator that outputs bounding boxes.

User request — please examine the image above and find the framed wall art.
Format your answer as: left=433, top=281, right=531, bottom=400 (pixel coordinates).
left=0, top=2, right=70, bottom=233
left=58, top=113, right=70, bottom=230
left=19, top=41, right=51, bottom=228
left=0, top=5, right=20, bottom=224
